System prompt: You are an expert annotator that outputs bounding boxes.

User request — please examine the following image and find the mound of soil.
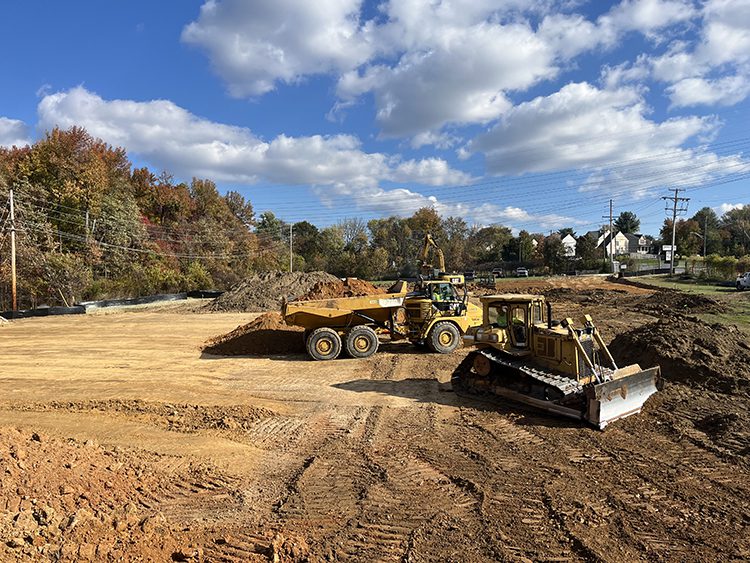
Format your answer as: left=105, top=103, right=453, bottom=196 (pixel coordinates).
left=296, top=278, right=381, bottom=301
left=206, top=271, right=339, bottom=313
left=609, top=315, right=750, bottom=396
left=203, top=312, right=305, bottom=356
left=542, top=287, right=628, bottom=306
left=0, top=428, right=196, bottom=561
left=634, top=290, right=728, bottom=316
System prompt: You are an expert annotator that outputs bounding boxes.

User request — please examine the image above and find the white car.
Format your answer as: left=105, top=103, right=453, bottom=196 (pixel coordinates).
left=737, top=272, right=750, bottom=291
left=516, top=267, right=529, bottom=277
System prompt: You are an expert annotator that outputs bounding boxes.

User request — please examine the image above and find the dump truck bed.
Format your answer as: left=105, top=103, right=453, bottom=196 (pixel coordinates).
left=283, top=290, right=408, bottom=330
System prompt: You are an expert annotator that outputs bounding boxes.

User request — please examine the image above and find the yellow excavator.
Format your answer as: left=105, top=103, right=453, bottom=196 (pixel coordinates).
left=418, top=233, right=446, bottom=278
left=454, top=294, right=660, bottom=429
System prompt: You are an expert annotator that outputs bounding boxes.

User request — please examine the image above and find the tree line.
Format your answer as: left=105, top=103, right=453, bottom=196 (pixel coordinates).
left=1, top=127, right=748, bottom=309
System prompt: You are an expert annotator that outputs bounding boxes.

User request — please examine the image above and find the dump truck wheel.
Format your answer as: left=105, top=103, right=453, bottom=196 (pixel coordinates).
left=345, top=326, right=379, bottom=358
left=306, top=327, right=342, bottom=361
left=428, top=322, right=461, bottom=354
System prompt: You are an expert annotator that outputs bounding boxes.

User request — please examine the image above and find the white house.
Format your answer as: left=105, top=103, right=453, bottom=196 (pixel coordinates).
left=598, top=230, right=629, bottom=257
left=561, top=234, right=577, bottom=257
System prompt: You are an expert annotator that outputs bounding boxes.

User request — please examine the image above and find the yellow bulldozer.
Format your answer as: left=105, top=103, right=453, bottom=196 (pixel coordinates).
left=454, top=293, right=660, bottom=429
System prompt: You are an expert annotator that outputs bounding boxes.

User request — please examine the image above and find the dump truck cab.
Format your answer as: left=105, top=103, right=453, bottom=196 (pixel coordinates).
left=401, top=274, right=482, bottom=353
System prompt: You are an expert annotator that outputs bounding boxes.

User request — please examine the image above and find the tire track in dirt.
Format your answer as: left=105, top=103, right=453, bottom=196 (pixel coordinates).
left=531, top=420, right=750, bottom=562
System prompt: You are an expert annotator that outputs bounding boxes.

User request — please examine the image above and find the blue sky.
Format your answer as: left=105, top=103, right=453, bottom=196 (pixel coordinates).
left=1, top=0, right=749, bottom=236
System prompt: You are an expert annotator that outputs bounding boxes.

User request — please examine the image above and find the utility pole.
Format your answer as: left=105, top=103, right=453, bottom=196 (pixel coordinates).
left=703, top=213, right=707, bottom=258
left=289, top=223, right=293, bottom=273
left=9, top=188, right=17, bottom=311
left=662, top=188, right=690, bottom=275
left=602, top=199, right=614, bottom=273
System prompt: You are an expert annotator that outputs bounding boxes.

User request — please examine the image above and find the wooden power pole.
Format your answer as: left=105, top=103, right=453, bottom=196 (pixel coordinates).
left=9, top=188, right=17, bottom=311
left=662, top=188, right=690, bottom=275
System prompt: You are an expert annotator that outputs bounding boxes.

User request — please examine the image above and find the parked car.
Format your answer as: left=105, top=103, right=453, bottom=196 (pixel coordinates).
left=515, top=267, right=529, bottom=277
left=737, top=272, right=750, bottom=291
left=464, top=270, right=476, bottom=281
left=491, top=268, right=504, bottom=278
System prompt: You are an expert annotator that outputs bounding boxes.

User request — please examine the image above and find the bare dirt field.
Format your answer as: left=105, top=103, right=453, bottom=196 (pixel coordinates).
left=1, top=277, right=749, bottom=562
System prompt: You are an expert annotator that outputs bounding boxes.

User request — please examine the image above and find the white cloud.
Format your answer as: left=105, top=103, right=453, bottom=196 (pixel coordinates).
left=600, top=0, right=696, bottom=37
left=667, top=73, right=750, bottom=107
left=337, top=21, right=550, bottom=138
left=182, top=0, right=705, bottom=144
left=717, top=202, right=745, bottom=214
left=37, top=87, right=469, bottom=189
left=0, top=117, right=31, bottom=148
left=314, top=183, right=581, bottom=230
left=181, top=0, right=374, bottom=97
left=628, top=0, right=750, bottom=107
left=466, top=82, right=744, bottom=195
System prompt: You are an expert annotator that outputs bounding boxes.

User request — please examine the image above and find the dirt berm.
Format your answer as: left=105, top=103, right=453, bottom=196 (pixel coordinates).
left=203, top=312, right=305, bottom=356
left=206, top=271, right=339, bottom=312
left=609, top=314, right=750, bottom=396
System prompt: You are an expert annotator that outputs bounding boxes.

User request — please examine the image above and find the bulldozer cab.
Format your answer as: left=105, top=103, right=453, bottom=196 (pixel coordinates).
left=477, top=295, right=546, bottom=353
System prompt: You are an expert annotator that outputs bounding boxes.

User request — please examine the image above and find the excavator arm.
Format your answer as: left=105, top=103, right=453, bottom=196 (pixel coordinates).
left=419, top=234, right=446, bottom=274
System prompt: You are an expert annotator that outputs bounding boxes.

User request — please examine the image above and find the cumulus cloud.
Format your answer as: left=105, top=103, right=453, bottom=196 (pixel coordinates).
left=667, top=74, right=750, bottom=107
left=466, top=82, right=744, bottom=195
left=314, top=183, right=581, bottom=231
left=622, top=0, right=750, bottom=107
left=37, top=87, right=469, bottom=189
left=717, top=202, right=746, bottom=214
left=181, top=0, right=374, bottom=97
left=182, top=0, right=702, bottom=144
left=0, top=117, right=31, bottom=148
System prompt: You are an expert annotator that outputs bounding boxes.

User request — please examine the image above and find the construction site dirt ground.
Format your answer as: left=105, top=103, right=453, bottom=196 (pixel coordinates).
left=1, top=276, right=749, bottom=562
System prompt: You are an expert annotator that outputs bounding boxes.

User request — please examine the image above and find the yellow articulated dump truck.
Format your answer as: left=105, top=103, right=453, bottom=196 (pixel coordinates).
left=282, top=277, right=482, bottom=360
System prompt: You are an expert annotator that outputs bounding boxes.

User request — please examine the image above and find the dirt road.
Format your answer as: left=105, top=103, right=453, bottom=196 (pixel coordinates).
left=1, top=284, right=749, bottom=562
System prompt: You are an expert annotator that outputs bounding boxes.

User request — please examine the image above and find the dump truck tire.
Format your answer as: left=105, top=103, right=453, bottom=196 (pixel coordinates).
left=428, top=321, right=461, bottom=354
left=306, top=327, right=342, bottom=361
left=345, top=326, right=379, bottom=358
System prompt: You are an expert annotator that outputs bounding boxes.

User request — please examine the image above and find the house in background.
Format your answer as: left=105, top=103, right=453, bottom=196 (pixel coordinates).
left=598, top=230, right=629, bottom=257
left=561, top=234, right=577, bottom=257
left=624, top=233, right=654, bottom=255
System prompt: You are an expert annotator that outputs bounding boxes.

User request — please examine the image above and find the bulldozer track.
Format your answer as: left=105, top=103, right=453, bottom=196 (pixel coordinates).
left=158, top=476, right=241, bottom=523
left=244, top=415, right=305, bottom=448
left=202, top=530, right=272, bottom=562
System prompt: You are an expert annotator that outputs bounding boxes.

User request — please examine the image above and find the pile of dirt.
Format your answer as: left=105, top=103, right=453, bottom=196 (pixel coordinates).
left=633, top=290, right=728, bottom=316
left=609, top=315, right=750, bottom=396
left=203, top=312, right=305, bottom=356
left=0, top=428, right=197, bottom=561
left=206, top=271, right=339, bottom=312
left=542, top=287, right=628, bottom=305
left=296, top=278, right=381, bottom=301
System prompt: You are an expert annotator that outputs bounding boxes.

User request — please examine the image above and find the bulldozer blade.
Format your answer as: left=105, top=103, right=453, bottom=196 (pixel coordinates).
left=585, top=366, right=660, bottom=429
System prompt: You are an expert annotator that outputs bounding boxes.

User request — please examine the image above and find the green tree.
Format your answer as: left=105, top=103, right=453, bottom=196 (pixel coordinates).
left=614, top=211, right=640, bottom=234
left=720, top=205, right=750, bottom=256
left=543, top=235, right=567, bottom=273
left=472, top=225, right=512, bottom=264
left=224, top=190, right=255, bottom=228
left=689, top=207, right=721, bottom=256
